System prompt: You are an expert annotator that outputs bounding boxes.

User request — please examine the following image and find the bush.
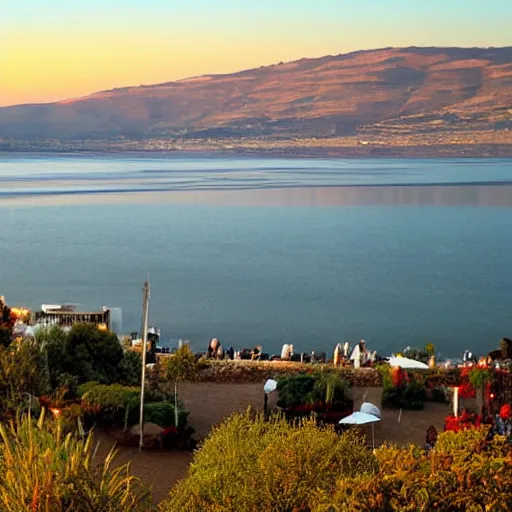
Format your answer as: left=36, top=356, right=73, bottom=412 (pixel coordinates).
left=319, top=428, right=512, bottom=511
left=81, top=383, right=188, bottom=429
left=0, top=410, right=152, bottom=511
left=380, top=366, right=426, bottom=410
left=0, top=341, right=51, bottom=416
left=143, top=402, right=188, bottom=429
left=162, top=410, right=377, bottom=512
left=276, top=372, right=350, bottom=410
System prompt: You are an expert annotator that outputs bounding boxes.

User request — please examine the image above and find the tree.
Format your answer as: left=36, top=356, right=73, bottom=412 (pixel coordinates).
left=39, top=323, right=124, bottom=389
left=166, top=344, right=201, bottom=428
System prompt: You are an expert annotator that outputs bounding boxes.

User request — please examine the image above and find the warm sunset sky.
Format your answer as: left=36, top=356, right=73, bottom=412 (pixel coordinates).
left=2, top=0, right=511, bottom=107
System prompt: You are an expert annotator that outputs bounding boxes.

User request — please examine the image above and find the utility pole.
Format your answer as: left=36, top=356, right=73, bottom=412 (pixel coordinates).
left=139, top=279, right=150, bottom=450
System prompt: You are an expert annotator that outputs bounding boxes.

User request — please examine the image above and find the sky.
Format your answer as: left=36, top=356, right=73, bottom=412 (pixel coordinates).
left=1, top=0, right=511, bottom=107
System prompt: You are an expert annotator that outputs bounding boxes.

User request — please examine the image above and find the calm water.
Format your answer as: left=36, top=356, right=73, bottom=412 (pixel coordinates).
left=1, top=154, right=512, bottom=358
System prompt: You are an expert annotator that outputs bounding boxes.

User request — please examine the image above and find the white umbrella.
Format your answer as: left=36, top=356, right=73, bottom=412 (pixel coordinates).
left=360, top=402, right=381, bottom=419
left=388, top=356, right=428, bottom=370
left=339, top=411, right=381, bottom=449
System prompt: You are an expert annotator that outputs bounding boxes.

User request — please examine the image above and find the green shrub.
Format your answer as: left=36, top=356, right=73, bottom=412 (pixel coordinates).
left=276, top=372, right=350, bottom=410
left=276, top=374, right=317, bottom=408
left=0, top=410, right=152, bottom=511
left=81, top=383, right=188, bottom=429
left=380, top=365, right=426, bottom=410
left=77, top=381, right=101, bottom=397
left=143, top=402, right=188, bottom=428
left=0, top=341, right=51, bottom=416
left=162, top=410, right=377, bottom=512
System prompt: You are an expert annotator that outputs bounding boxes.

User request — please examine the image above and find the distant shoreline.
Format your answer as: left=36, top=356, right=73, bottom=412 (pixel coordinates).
left=1, top=144, right=512, bottom=159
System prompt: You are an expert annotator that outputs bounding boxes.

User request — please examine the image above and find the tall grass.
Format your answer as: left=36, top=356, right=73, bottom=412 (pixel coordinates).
left=0, top=410, right=153, bottom=511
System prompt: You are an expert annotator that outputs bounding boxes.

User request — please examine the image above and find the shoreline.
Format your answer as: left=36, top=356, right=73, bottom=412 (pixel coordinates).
left=1, top=144, right=512, bottom=159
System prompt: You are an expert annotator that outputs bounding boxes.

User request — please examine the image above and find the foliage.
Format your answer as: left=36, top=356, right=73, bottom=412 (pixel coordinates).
left=403, top=346, right=430, bottom=363
left=162, top=410, right=377, bottom=512
left=117, top=349, right=142, bottom=386
left=0, top=340, right=50, bottom=415
left=165, top=344, right=202, bottom=383
left=38, top=324, right=125, bottom=389
left=0, top=410, right=152, bottom=511
left=81, top=382, right=187, bottom=429
left=317, top=428, right=512, bottom=511
left=143, top=402, right=188, bottom=429
left=426, top=386, right=448, bottom=403
left=313, top=371, right=349, bottom=406
left=186, top=359, right=383, bottom=386
left=468, top=367, right=492, bottom=390
left=424, top=343, right=436, bottom=356
left=0, top=325, right=12, bottom=348
left=380, top=365, right=426, bottom=410
left=166, top=344, right=203, bottom=427
left=276, top=372, right=350, bottom=410
left=82, top=383, right=138, bottom=415
left=276, top=374, right=317, bottom=408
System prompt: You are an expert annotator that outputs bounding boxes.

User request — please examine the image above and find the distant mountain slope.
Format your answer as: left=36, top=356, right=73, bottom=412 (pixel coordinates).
left=1, top=46, right=511, bottom=140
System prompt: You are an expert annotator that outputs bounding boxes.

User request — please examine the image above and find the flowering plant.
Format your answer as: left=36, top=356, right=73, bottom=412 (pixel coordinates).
left=499, top=404, right=511, bottom=420
left=457, top=382, right=476, bottom=399
left=444, top=411, right=482, bottom=433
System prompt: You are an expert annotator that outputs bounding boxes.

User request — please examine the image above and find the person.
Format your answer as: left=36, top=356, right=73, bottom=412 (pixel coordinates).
left=207, top=338, right=223, bottom=359
left=225, top=346, right=235, bottom=360
left=281, top=344, right=293, bottom=360
left=350, top=344, right=361, bottom=369
left=359, top=339, right=368, bottom=365
left=425, top=425, right=437, bottom=451
left=251, top=345, right=262, bottom=360
left=333, top=343, right=342, bottom=366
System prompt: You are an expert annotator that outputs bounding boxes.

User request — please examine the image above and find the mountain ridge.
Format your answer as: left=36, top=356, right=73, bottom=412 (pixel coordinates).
left=1, top=46, right=511, bottom=155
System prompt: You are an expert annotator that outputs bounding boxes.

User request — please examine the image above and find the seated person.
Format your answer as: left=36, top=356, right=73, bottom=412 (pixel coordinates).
left=425, top=425, right=437, bottom=451
left=251, top=345, right=262, bottom=360
left=206, top=338, right=223, bottom=359
left=280, top=343, right=294, bottom=360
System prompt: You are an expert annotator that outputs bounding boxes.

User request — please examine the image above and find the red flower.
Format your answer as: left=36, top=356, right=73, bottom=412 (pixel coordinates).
left=499, top=404, right=511, bottom=420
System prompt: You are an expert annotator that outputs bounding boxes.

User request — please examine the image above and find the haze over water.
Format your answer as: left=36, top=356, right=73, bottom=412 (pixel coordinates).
left=1, top=154, right=511, bottom=358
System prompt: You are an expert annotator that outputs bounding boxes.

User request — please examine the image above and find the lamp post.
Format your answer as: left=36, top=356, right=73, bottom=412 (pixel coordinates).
left=139, top=280, right=150, bottom=450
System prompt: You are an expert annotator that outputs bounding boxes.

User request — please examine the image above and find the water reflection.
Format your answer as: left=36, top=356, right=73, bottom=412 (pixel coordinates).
left=2, top=183, right=512, bottom=208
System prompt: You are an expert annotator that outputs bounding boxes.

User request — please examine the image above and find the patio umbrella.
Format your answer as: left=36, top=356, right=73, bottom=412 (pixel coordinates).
left=360, top=402, right=382, bottom=419
left=388, top=356, right=429, bottom=370
left=339, top=411, right=381, bottom=449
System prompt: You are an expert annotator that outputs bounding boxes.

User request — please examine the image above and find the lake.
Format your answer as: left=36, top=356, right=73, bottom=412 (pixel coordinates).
left=1, top=153, right=512, bottom=358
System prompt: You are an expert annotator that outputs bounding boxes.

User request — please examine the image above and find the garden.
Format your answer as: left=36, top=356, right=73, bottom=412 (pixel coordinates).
left=1, top=307, right=512, bottom=510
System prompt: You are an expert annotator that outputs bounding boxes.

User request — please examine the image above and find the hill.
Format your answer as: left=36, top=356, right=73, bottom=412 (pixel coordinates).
left=1, top=47, right=511, bottom=155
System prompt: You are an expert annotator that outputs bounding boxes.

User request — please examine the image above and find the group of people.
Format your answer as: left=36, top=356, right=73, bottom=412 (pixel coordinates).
left=205, top=338, right=263, bottom=361
left=333, top=340, right=378, bottom=368
left=202, top=337, right=379, bottom=366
